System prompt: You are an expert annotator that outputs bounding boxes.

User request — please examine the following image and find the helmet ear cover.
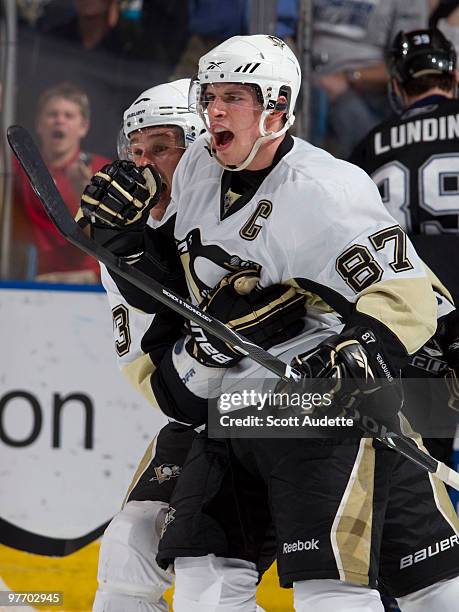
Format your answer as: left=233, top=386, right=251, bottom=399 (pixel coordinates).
left=272, top=86, right=291, bottom=112
left=274, top=101, right=288, bottom=111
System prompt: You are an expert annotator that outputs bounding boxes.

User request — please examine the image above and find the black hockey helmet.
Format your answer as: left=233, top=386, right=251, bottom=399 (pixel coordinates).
left=388, top=28, right=456, bottom=86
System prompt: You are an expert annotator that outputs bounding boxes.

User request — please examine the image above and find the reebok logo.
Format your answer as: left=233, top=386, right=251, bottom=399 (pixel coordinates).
left=400, top=535, right=458, bottom=569
left=207, top=61, right=225, bottom=70
left=283, top=539, right=319, bottom=554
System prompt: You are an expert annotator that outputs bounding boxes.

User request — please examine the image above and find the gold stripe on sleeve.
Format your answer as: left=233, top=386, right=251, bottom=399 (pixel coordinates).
left=285, top=279, right=335, bottom=312
left=356, top=276, right=437, bottom=354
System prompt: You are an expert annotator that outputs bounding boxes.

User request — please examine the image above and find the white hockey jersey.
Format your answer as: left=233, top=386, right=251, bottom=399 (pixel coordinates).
left=164, top=135, right=435, bottom=344
left=102, top=134, right=441, bottom=422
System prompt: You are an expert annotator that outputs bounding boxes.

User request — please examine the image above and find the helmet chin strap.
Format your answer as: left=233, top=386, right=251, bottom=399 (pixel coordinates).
left=207, top=110, right=295, bottom=172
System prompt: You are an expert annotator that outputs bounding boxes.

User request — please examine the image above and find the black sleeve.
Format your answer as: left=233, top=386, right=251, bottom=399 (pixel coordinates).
left=107, top=225, right=188, bottom=313
left=343, top=310, right=410, bottom=374
left=151, top=346, right=211, bottom=426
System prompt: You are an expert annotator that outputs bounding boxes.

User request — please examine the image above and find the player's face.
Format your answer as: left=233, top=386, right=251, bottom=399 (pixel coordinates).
left=128, top=126, right=185, bottom=220
left=204, top=83, right=263, bottom=167
left=36, top=97, right=88, bottom=161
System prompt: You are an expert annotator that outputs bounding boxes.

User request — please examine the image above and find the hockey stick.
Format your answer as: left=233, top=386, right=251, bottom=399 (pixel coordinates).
left=7, top=125, right=459, bottom=491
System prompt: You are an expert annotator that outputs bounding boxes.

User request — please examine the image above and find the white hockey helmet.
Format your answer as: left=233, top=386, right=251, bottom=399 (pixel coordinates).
left=122, top=79, right=205, bottom=149
left=192, top=35, right=301, bottom=170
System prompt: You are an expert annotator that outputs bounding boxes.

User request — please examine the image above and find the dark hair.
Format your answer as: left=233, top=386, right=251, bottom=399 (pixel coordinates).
left=402, top=73, right=455, bottom=97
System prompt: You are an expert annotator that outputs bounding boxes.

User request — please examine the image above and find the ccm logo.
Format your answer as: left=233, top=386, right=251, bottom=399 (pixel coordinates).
left=283, top=539, right=319, bottom=554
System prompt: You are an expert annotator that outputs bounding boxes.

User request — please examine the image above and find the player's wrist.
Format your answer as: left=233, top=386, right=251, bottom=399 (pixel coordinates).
left=91, top=224, right=145, bottom=256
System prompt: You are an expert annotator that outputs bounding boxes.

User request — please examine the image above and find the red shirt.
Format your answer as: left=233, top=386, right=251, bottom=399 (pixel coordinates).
left=13, top=150, right=110, bottom=278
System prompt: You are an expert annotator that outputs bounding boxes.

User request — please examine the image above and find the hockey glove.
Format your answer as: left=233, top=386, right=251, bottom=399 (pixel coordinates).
left=437, top=310, right=459, bottom=411
left=277, top=328, right=402, bottom=430
left=407, top=336, right=448, bottom=377
left=186, top=270, right=306, bottom=368
left=80, top=160, right=161, bottom=229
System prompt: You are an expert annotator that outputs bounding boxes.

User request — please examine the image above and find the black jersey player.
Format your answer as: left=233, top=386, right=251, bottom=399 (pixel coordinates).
left=350, top=28, right=459, bottom=468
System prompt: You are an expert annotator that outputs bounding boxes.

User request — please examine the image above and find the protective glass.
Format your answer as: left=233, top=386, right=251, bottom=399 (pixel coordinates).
left=116, top=124, right=130, bottom=160
left=188, top=75, right=264, bottom=115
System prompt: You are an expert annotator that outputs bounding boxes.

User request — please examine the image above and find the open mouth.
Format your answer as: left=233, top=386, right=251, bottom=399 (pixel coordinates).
left=51, top=129, right=65, bottom=140
left=213, top=129, right=234, bottom=151
left=158, top=179, right=170, bottom=203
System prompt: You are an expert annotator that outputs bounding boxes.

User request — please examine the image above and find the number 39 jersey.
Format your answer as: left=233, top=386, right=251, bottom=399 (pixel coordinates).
left=349, top=95, right=459, bottom=303
left=162, top=134, right=437, bottom=363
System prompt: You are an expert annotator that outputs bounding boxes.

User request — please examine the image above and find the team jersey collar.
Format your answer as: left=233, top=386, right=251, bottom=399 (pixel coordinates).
left=219, top=134, right=294, bottom=221
left=408, top=94, right=451, bottom=110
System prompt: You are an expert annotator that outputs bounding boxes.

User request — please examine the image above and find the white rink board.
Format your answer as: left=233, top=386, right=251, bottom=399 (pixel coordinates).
left=0, top=286, right=167, bottom=539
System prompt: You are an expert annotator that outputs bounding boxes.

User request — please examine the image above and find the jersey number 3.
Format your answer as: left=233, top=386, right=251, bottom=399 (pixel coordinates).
left=112, top=304, right=131, bottom=356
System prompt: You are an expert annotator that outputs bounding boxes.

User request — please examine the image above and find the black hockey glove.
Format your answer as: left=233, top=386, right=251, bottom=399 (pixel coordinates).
left=78, top=160, right=162, bottom=257
left=276, top=327, right=402, bottom=430
left=186, top=270, right=306, bottom=368
left=437, top=310, right=459, bottom=411
left=407, top=336, right=448, bottom=377
left=80, top=160, right=161, bottom=229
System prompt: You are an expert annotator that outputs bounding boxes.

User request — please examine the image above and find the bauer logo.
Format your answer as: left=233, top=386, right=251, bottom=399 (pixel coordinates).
left=399, top=535, right=458, bottom=569
left=283, top=539, right=319, bottom=554
left=127, top=109, right=146, bottom=119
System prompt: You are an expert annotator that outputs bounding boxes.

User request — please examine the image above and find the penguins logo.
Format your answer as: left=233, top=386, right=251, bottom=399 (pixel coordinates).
left=151, top=463, right=181, bottom=484
left=177, top=228, right=261, bottom=301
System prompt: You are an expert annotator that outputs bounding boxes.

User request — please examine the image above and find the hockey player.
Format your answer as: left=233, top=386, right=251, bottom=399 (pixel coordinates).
left=81, top=37, right=459, bottom=611
left=90, top=79, right=201, bottom=612
left=349, top=28, right=459, bottom=466
left=88, top=79, right=305, bottom=611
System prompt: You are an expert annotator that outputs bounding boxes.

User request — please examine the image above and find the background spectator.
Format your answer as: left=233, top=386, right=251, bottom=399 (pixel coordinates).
left=16, top=0, right=175, bottom=158
left=173, top=0, right=248, bottom=78
left=430, top=0, right=459, bottom=56
left=13, top=82, right=110, bottom=283
left=312, top=0, right=429, bottom=157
